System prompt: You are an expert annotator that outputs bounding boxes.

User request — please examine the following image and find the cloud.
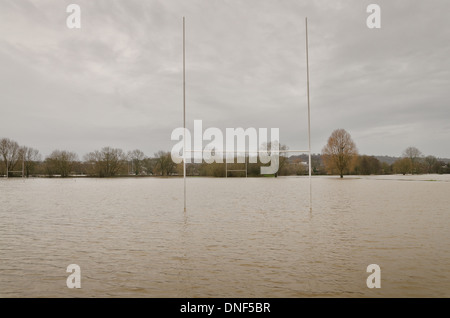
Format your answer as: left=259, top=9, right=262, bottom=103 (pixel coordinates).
left=0, top=0, right=449, bottom=158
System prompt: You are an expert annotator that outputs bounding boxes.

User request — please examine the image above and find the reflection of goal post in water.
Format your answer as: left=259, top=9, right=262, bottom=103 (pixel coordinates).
left=181, top=17, right=312, bottom=211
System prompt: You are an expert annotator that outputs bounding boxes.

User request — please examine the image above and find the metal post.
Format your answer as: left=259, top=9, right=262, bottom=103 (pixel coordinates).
left=6, top=159, right=8, bottom=179
left=183, top=16, right=186, bottom=212
left=306, top=17, right=312, bottom=210
left=245, top=156, right=248, bottom=178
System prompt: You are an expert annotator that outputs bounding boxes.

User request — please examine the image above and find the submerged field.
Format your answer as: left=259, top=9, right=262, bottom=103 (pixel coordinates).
left=0, top=175, right=449, bottom=297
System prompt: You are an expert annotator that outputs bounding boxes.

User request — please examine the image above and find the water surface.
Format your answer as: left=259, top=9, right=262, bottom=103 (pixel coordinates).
left=0, top=176, right=449, bottom=297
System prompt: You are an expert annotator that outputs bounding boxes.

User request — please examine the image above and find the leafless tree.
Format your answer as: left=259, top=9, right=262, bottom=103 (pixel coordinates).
left=0, top=138, right=21, bottom=176
left=127, top=149, right=146, bottom=175
left=259, top=141, right=289, bottom=177
left=84, top=147, right=126, bottom=177
left=393, top=157, right=412, bottom=175
left=20, top=146, right=42, bottom=177
left=45, top=150, right=78, bottom=177
left=354, top=155, right=381, bottom=175
left=424, top=155, right=437, bottom=174
left=322, top=129, right=358, bottom=178
left=402, top=146, right=422, bottom=174
left=154, top=151, right=176, bottom=176
left=142, top=157, right=157, bottom=175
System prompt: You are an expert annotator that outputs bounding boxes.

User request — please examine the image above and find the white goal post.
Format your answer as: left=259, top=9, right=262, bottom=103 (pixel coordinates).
left=181, top=17, right=312, bottom=211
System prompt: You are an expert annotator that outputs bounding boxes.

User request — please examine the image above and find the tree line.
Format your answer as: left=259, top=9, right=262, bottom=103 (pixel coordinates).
left=1, top=135, right=449, bottom=178
left=319, top=129, right=450, bottom=177
left=0, top=137, right=178, bottom=178
left=0, top=137, right=298, bottom=178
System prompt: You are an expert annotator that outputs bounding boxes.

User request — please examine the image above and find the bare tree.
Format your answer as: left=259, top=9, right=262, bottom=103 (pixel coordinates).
left=154, top=151, right=176, bottom=176
left=21, top=146, right=42, bottom=177
left=403, top=146, right=422, bottom=161
left=393, top=157, right=412, bottom=175
left=0, top=138, right=21, bottom=176
left=142, top=157, right=157, bottom=175
left=45, top=150, right=78, bottom=177
left=354, top=155, right=381, bottom=175
left=127, top=149, right=146, bottom=175
left=322, top=129, right=358, bottom=178
left=402, top=146, right=422, bottom=174
left=84, top=147, right=126, bottom=177
left=259, top=141, right=289, bottom=177
left=424, top=155, right=437, bottom=174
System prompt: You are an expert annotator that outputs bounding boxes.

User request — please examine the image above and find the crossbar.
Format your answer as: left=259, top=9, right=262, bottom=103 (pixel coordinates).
left=181, top=17, right=312, bottom=211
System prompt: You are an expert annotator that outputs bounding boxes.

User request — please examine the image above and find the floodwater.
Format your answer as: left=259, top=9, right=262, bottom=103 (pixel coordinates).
left=0, top=175, right=449, bottom=297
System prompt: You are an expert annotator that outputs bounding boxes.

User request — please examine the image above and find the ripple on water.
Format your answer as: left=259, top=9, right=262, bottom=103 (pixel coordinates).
left=0, top=176, right=449, bottom=297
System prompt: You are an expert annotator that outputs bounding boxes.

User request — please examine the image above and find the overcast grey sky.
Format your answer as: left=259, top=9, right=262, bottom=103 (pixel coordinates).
left=1, top=0, right=449, bottom=158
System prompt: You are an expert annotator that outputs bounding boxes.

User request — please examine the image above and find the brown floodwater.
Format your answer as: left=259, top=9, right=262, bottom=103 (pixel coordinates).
left=0, top=175, right=449, bottom=297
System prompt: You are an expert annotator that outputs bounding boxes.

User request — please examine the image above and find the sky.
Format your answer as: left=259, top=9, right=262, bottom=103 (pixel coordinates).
left=1, top=0, right=449, bottom=159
